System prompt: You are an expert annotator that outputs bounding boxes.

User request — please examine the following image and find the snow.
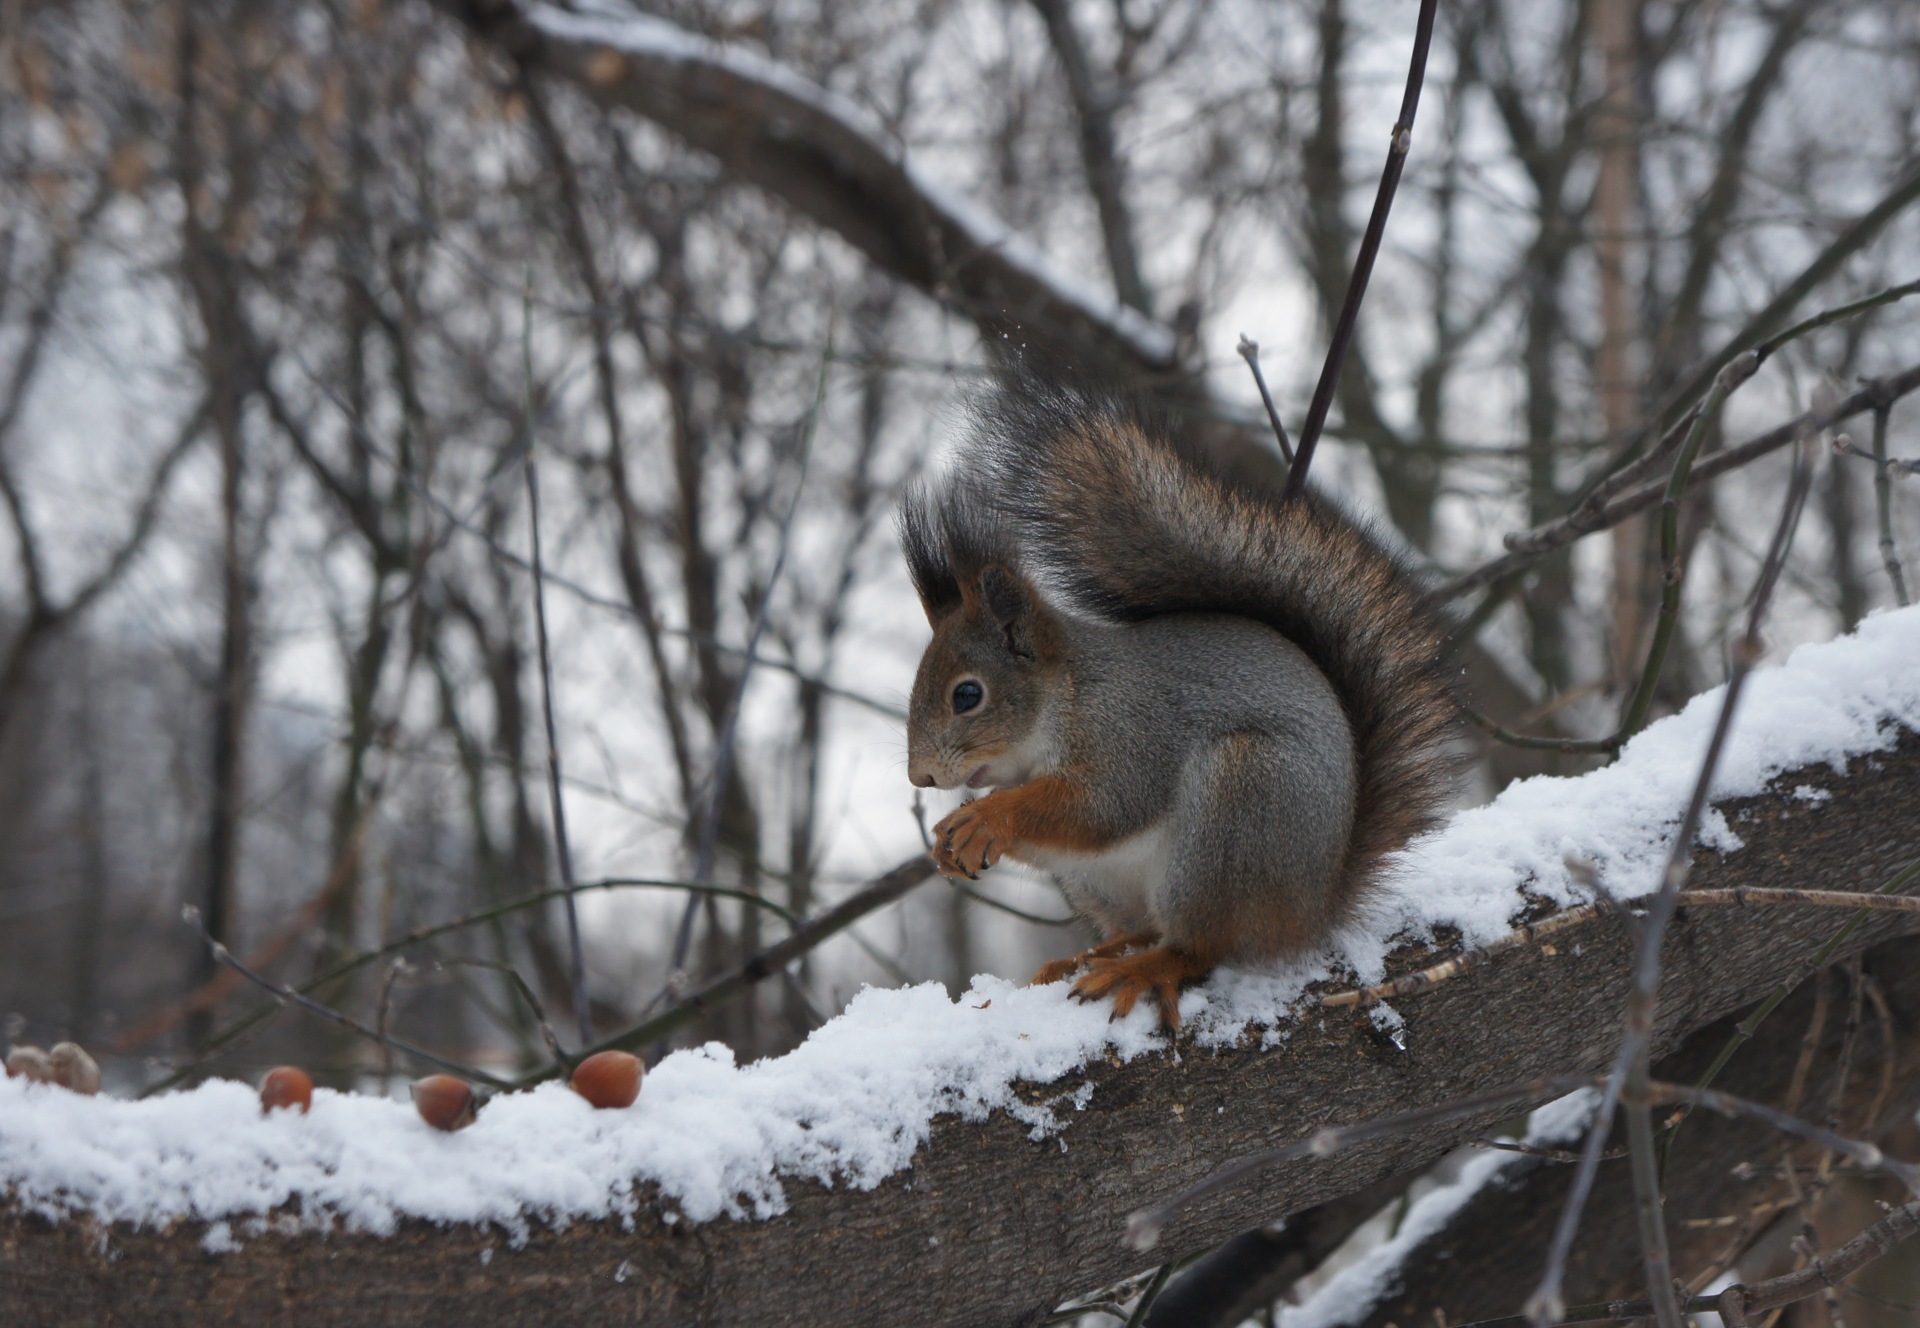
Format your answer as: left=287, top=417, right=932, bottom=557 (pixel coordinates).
left=3, top=605, right=1916, bottom=1240
left=1276, top=1089, right=1599, bottom=1328
left=524, top=1, right=1179, bottom=367
left=1347, top=601, right=1920, bottom=978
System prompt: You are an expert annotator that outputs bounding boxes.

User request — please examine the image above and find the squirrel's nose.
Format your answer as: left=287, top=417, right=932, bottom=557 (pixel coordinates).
left=909, top=769, right=935, bottom=788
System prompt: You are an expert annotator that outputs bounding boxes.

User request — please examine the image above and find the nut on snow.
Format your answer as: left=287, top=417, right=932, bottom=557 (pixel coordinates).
left=47, top=1042, right=101, bottom=1094
left=260, top=1066, right=314, bottom=1114
left=6, top=1045, right=55, bottom=1083
left=411, top=1075, right=477, bottom=1132
left=570, top=1050, right=643, bottom=1109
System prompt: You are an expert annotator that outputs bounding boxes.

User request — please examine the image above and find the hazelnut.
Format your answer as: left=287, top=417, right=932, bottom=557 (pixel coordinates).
left=47, top=1042, right=101, bottom=1095
left=6, top=1045, right=54, bottom=1084
left=411, top=1075, right=477, bottom=1132
left=569, top=1050, right=643, bottom=1110
left=260, top=1066, right=314, bottom=1115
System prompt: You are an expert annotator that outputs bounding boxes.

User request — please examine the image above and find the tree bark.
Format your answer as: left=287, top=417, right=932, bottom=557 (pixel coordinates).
left=1360, top=931, right=1920, bottom=1326
left=4, top=730, right=1917, bottom=1327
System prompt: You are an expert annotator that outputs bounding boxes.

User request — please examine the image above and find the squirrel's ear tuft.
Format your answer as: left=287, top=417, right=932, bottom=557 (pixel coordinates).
left=899, top=482, right=963, bottom=624
left=978, top=565, right=1043, bottom=661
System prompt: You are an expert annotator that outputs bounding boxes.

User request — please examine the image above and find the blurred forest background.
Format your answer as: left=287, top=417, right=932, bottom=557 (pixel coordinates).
left=3, top=0, right=1917, bottom=1181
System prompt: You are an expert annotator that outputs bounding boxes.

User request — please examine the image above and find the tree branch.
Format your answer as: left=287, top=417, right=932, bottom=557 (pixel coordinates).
left=431, top=0, right=1177, bottom=374
left=10, top=732, right=1919, bottom=1327
left=1440, top=362, right=1920, bottom=600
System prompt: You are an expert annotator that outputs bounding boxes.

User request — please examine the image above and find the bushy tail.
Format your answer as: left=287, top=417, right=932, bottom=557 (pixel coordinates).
left=953, top=375, right=1458, bottom=890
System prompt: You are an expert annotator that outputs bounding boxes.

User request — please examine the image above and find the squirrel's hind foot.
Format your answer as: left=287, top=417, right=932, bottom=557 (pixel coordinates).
left=1030, top=956, right=1085, bottom=987
left=1070, top=946, right=1213, bottom=1031
left=1029, top=930, right=1160, bottom=987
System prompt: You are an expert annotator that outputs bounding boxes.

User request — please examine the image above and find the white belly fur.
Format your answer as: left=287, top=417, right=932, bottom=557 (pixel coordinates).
left=1020, top=821, right=1172, bottom=929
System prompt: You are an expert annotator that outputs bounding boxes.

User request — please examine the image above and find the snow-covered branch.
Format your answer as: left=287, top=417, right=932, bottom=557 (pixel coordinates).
left=433, top=0, right=1178, bottom=372
left=5, top=609, right=1919, bottom=1326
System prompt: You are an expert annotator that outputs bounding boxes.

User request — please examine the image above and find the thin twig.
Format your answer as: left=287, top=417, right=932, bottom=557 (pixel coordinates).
left=1321, top=905, right=1603, bottom=1008
left=181, top=906, right=514, bottom=1089
left=1459, top=352, right=1904, bottom=760
left=1616, top=350, right=1762, bottom=739
left=1754, top=278, right=1920, bottom=360
left=1643, top=1081, right=1920, bottom=1192
left=1561, top=401, right=1703, bottom=547
left=1451, top=1203, right=1920, bottom=1326
left=1832, top=433, right=1920, bottom=476
left=1125, top=1261, right=1176, bottom=1328
left=1469, top=346, right=1769, bottom=757
left=436, top=957, right=567, bottom=1071
left=375, top=957, right=409, bottom=1085
left=953, top=882, right=1077, bottom=927
left=1235, top=336, right=1293, bottom=462
left=1526, top=438, right=1813, bottom=1326
left=1439, top=362, right=1920, bottom=600
left=1041, top=1302, right=1132, bottom=1325
left=1457, top=1204, right=1920, bottom=1325
left=1281, top=0, right=1436, bottom=502
left=516, top=854, right=938, bottom=1087
left=1868, top=405, right=1912, bottom=605
left=1743, top=1197, right=1920, bottom=1312
left=1660, top=855, right=1920, bottom=1171
left=666, top=325, right=835, bottom=994
left=1671, top=886, right=1920, bottom=915
left=110, top=808, right=376, bottom=1053
left=1859, top=974, right=1896, bottom=1135
left=1463, top=705, right=1618, bottom=755
left=289, top=350, right=905, bottom=722
left=138, top=875, right=802, bottom=1097
left=1649, top=172, right=1920, bottom=437
left=521, top=275, right=592, bottom=1049
left=1622, top=1090, right=1681, bottom=1328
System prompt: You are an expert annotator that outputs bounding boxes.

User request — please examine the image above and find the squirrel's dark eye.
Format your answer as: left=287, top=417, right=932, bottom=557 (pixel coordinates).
left=951, top=680, right=983, bottom=714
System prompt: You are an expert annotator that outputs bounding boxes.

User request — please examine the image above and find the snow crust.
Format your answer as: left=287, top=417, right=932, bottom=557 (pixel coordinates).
left=524, top=1, right=1180, bottom=366
left=3, top=606, right=1916, bottom=1240
left=1279, top=1089, right=1599, bottom=1328
left=1362, top=601, right=1920, bottom=971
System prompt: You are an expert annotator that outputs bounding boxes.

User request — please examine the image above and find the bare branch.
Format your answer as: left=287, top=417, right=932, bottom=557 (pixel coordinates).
left=432, top=0, right=1177, bottom=373
left=519, top=279, right=592, bottom=1049
left=1235, top=336, right=1294, bottom=464
left=1866, top=405, right=1913, bottom=606
left=1282, top=0, right=1437, bottom=502
left=18, top=738, right=1920, bottom=1323
left=1448, top=1200, right=1920, bottom=1325
left=1440, top=363, right=1920, bottom=601
left=518, top=853, right=939, bottom=1085
left=1029, top=0, right=1152, bottom=317
left=181, top=907, right=515, bottom=1090
left=1527, top=438, right=1814, bottom=1325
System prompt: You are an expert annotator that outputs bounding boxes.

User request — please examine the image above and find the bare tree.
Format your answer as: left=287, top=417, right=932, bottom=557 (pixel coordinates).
left=4, top=0, right=1919, bottom=1322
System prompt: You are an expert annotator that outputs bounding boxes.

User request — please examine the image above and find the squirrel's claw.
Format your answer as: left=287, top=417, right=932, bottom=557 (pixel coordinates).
left=1029, top=956, right=1084, bottom=986
left=931, top=803, right=1000, bottom=878
left=1029, top=930, right=1162, bottom=987
left=1070, top=947, right=1213, bottom=1032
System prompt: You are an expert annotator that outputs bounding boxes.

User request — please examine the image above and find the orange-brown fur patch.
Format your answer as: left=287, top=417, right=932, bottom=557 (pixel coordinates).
left=1029, top=930, right=1161, bottom=986
left=930, top=775, right=1116, bottom=878
left=1070, top=945, right=1215, bottom=1030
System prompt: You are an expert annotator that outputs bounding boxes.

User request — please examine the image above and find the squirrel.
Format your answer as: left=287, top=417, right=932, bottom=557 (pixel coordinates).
left=901, top=375, right=1457, bottom=1029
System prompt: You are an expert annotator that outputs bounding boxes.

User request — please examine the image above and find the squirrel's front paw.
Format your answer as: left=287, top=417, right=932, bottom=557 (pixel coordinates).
left=931, top=801, right=1003, bottom=879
